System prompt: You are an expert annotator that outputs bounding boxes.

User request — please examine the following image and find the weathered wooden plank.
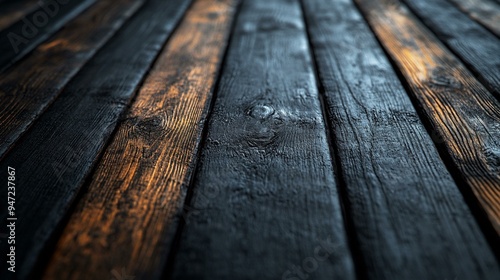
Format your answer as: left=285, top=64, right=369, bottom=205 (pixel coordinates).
left=0, top=0, right=39, bottom=31
left=447, top=0, right=500, bottom=37
left=169, top=0, right=355, bottom=279
left=355, top=0, right=500, bottom=235
left=400, top=0, right=500, bottom=99
left=302, top=0, right=500, bottom=279
left=42, top=1, right=238, bottom=279
left=0, top=0, right=191, bottom=279
left=0, top=0, right=97, bottom=72
left=0, top=0, right=144, bottom=159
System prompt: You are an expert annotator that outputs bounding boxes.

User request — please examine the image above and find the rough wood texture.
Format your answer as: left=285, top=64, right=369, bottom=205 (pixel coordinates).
left=0, top=0, right=144, bottom=161
left=170, top=0, right=355, bottom=279
left=42, top=1, right=238, bottom=279
left=0, top=0, right=39, bottom=31
left=0, top=0, right=191, bottom=279
left=356, top=0, right=500, bottom=235
left=302, top=0, right=500, bottom=279
left=0, top=0, right=97, bottom=72
left=400, top=0, right=500, bottom=98
left=447, top=0, right=500, bottom=37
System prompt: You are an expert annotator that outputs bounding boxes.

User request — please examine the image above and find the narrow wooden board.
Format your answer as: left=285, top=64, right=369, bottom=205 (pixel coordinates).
left=400, top=0, right=500, bottom=98
left=43, top=1, right=238, bottom=278
left=355, top=0, right=500, bottom=235
left=170, top=0, right=356, bottom=279
left=0, top=0, right=39, bottom=31
left=301, top=0, right=500, bottom=279
left=0, top=0, right=191, bottom=279
left=0, top=0, right=144, bottom=159
left=447, top=0, right=500, bottom=37
left=0, top=0, right=97, bottom=72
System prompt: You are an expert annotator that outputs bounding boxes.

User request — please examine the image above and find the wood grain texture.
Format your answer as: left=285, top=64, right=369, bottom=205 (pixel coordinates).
left=400, top=0, right=500, bottom=99
left=0, top=0, right=39, bottom=31
left=42, top=1, right=238, bottom=279
left=447, top=0, right=500, bottom=37
left=355, top=0, right=500, bottom=235
left=0, top=0, right=191, bottom=279
left=170, top=0, right=355, bottom=279
left=302, top=0, right=500, bottom=279
left=0, top=0, right=144, bottom=161
left=0, top=0, right=97, bottom=72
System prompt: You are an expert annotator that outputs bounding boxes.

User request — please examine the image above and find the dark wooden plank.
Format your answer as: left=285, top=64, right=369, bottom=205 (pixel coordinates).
left=0, top=0, right=144, bottom=159
left=0, top=0, right=97, bottom=72
left=447, top=0, right=500, bottom=37
left=0, top=0, right=39, bottom=31
left=169, top=0, right=356, bottom=279
left=0, top=0, right=192, bottom=279
left=355, top=0, right=500, bottom=235
left=42, top=1, right=238, bottom=278
left=301, top=0, right=500, bottom=279
left=400, top=0, right=500, bottom=99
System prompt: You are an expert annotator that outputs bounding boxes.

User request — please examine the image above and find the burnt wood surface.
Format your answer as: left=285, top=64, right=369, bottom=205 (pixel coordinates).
left=0, top=0, right=144, bottom=160
left=170, top=0, right=355, bottom=279
left=302, top=0, right=499, bottom=279
left=0, top=0, right=191, bottom=278
left=356, top=0, right=500, bottom=236
left=43, top=0, right=238, bottom=279
left=0, top=0, right=97, bottom=72
left=0, top=0, right=498, bottom=279
left=401, top=0, right=500, bottom=99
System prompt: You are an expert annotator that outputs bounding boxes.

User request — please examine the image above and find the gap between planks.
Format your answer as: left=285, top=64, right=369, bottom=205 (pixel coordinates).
left=43, top=0, right=238, bottom=279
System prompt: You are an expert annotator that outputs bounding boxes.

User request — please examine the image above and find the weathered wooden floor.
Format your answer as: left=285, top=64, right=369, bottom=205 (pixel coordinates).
left=0, top=0, right=499, bottom=279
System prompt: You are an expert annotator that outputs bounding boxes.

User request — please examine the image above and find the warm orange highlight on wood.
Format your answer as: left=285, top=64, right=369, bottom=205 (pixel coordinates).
left=356, top=0, right=500, bottom=234
left=43, top=0, right=238, bottom=279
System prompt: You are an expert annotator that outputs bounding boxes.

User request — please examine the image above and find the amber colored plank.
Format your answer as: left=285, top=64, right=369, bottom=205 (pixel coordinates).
left=301, top=0, right=499, bottom=279
left=447, top=0, right=500, bottom=37
left=0, top=0, right=144, bottom=160
left=355, top=0, right=500, bottom=234
left=401, top=0, right=500, bottom=98
left=0, top=0, right=39, bottom=31
left=43, top=0, right=238, bottom=279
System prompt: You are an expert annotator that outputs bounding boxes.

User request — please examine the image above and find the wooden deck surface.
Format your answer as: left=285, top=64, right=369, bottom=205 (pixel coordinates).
left=0, top=0, right=498, bottom=279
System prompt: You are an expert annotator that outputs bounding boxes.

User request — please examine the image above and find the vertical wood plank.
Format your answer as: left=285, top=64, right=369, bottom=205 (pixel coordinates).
left=170, top=0, right=356, bottom=279
left=42, top=1, right=239, bottom=278
left=0, top=0, right=191, bottom=279
left=302, top=0, right=500, bottom=279
left=355, top=0, right=500, bottom=235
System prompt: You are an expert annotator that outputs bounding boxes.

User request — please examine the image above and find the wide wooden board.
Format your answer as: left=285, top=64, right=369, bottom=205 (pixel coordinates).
left=302, top=0, right=500, bottom=279
left=355, top=0, right=500, bottom=236
left=0, top=0, right=191, bottom=278
left=43, top=1, right=238, bottom=278
left=170, top=0, right=355, bottom=279
left=0, top=0, right=144, bottom=160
